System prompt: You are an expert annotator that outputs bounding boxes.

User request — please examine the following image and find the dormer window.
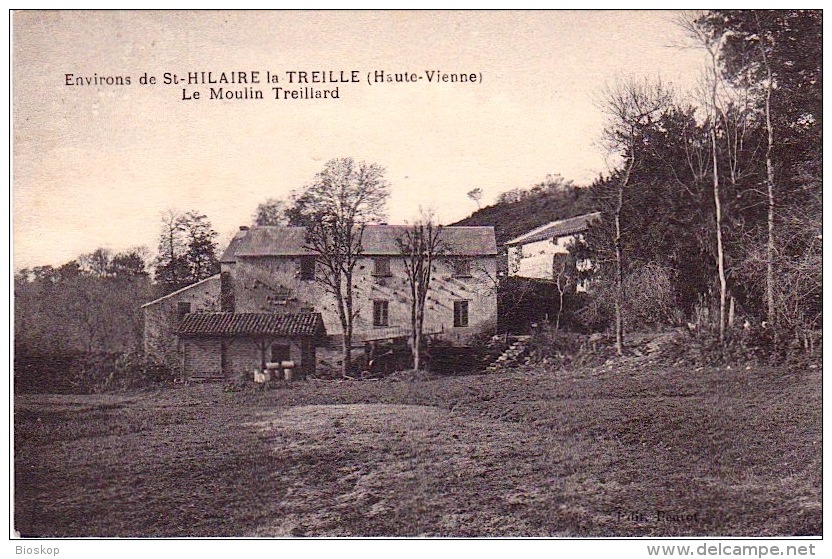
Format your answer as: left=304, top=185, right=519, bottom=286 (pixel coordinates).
left=373, top=257, right=392, bottom=277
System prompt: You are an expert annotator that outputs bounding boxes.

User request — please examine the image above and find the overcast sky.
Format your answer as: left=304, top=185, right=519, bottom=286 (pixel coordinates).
left=13, top=10, right=710, bottom=270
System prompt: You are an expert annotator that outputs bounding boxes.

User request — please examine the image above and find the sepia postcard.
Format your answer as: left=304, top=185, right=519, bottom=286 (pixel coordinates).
left=11, top=9, right=822, bottom=555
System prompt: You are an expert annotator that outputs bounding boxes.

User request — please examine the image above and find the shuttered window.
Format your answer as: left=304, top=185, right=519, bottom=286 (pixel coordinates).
left=373, top=300, right=389, bottom=327
left=453, top=301, right=469, bottom=328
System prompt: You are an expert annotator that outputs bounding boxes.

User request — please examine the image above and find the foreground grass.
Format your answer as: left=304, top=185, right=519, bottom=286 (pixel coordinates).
left=14, top=362, right=821, bottom=537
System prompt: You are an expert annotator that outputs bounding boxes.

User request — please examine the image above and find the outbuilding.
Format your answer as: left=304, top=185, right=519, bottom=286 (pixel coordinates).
left=177, top=312, right=327, bottom=381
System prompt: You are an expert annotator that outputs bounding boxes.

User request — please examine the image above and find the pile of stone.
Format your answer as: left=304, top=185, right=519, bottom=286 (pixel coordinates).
left=485, top=339, right=529, bottom=373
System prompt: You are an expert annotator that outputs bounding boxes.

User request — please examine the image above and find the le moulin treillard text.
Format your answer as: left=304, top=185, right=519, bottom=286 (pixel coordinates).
left=62, top=69, right=484, bottom=101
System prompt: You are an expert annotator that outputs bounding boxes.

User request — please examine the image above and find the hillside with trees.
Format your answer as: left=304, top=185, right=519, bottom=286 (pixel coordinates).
left=458, top=10, right=820, bottom=359
left=579, top=10, right=821, bottom=356
left=14, top=210, right=223, bottom=392
left=452, top=174, right=596, bottom=245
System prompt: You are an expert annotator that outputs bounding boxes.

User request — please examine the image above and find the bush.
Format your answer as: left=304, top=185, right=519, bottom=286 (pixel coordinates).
left=660, top=323, right=783, bottom=366
left=14, top=349, right=178, bottom=394
left=574, top=263, right=681, bottom=332
left=525, top=323, right=613, bottom=370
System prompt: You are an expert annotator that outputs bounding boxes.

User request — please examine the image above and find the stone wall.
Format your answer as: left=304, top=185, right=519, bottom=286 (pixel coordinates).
left=227, top=254, right=498, bottom=345
left=181, top=335, right=304, bottom=379
left=142, top=275, right=221, bottom=370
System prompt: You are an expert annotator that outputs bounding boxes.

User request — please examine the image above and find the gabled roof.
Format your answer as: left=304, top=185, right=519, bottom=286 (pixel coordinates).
left=178, top=312, right=326, bottom=337
left=140, top=274, right=221, bottom=308
left=233, top=227, right=315, bottom=257
left=504, top=212, right=601, bottom=246
left=229, top=225, right=498, bottom=257
left=219, top=229, right=251, bottom=263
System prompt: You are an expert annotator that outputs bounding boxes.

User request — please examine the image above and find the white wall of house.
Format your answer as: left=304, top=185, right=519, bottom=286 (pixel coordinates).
left=226, top=254, right=498, bottom=345
left=508, top=236, right=574, bottom=280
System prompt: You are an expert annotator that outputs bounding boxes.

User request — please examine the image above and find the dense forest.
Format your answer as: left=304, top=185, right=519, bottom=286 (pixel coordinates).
left=460, top=11, right=821, bottom=355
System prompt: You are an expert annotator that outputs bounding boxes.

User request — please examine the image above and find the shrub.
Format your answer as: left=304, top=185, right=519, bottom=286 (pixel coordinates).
left=14, top=349, right=178, bottom=394
left=574, top=263, right=680, bottom=332
left=525, top=323, right=613, bottom=370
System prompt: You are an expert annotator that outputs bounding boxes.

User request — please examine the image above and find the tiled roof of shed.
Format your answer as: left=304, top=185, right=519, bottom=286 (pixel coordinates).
left=229, top=225, right=498, bottom=257
left=178, top=312, right=326, bottom=337
left=504, top=212, right=601, bottom=246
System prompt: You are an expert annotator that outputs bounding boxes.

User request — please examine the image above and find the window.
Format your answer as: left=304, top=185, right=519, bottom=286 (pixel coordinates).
left=373, top=300, right=389, bottom=327
left=373, top=257, right=392, bottom=277
left=453, top=300, right=469, bottom=328
left=176, top=301, right=191, bottom=321
left=271, top=344, right=291, bottom=364
left=452, top=258, right=472, bottom=278
left=300, top=257, right=316, bottom=281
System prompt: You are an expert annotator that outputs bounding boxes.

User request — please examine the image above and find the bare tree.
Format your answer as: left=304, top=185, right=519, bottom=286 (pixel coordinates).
left=467, top=187, right=484, bottom=209
left=78, top=248, right=113, bottom=277
left=552, top=253, right=575, bottom=332
left=293, top=157, right=390, bottom=378
left=397, top=210, right=445, bottom=370
left=598, top=76, right=673, bottom=354
left=751, top=12, right=777, bottom=335
left=677, top=12, right=738, bottom=346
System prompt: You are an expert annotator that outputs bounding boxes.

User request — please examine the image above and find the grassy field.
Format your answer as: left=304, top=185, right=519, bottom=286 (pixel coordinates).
left=14, top=360, right=821, bottom=537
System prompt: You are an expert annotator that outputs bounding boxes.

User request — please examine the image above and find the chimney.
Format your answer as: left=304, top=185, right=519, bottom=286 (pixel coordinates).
left=239, top=226, right=249, bottom=231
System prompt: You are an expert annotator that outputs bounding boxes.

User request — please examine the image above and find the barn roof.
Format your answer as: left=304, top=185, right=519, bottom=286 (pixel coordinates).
left=504, top=212, right=601, bottom=246
left=229, top=225, right=498, bottom=257
left=178, top=312, right=326, bottom=337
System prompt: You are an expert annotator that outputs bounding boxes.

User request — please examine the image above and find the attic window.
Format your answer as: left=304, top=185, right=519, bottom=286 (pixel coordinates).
left=373, top=257, right=392, bottom=277
left=452, top=258, right=472, bottom=278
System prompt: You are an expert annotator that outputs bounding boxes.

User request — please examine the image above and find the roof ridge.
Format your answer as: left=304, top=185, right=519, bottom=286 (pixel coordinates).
left=504, top=212, right=600, bottom=245
left=140, top=274, right=221, bottom=308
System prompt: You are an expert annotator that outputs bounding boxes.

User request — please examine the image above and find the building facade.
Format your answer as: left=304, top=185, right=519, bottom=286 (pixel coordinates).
left=220, top=225, right=499, bottom=345
left=505, top=212, right=600, bottom=285
left=141, top=274, right=222, bottom=369
left=142, top=224, right=498, bottom=378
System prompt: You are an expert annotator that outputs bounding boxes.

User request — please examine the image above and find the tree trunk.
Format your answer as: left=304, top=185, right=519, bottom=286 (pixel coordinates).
left=555, top=290, right=564, bottom=332
left=341, top=334, right=351, bottom=378
left=756, top=12, right=777, bottom=339
left=410, top=288, right=419, bottom=370
left=613, top=148, right=634, bottom=356
left=711, top=128, right=727, bottom=345
left=414, top=328, right=421, bottom=371
left=335, top=291, right=351, bottom=378
left=764, top=72, right=776, bottom=333
left=342, top=274, right=355, bottom=378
